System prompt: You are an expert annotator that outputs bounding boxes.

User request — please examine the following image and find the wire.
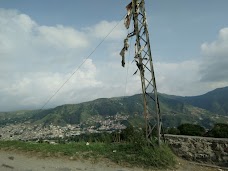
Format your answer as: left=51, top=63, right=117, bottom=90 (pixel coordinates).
left=39, top=15, right=126, bottom=110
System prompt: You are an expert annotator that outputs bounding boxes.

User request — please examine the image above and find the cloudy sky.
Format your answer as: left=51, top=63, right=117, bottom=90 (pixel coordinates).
left=0, top=0, right=228, bottom=111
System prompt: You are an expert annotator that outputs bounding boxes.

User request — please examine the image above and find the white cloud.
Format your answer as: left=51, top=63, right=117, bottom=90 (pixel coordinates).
left=85, top=20, right=127, bottom=40
left=154, top=60, right=201, bottom=95
left=0, top=9, right=128, bottom=111
left=201, top=28, right=228, bottom=58
left=1, top=8, right=228, bottom=111
left=0, top=9, right=92, bottom=73
left=0, top=59, right=102, bottom=111
left=38, top=25, right=88, bottom=49
left=152, top=27, right=228, bottom=96
left=102, top=27, right=228, bottom=97
left=200, top=27, right=228, bottom=82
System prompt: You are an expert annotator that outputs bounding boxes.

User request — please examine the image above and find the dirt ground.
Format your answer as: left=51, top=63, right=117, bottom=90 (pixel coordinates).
left=0, top=150, right=227, bottom=171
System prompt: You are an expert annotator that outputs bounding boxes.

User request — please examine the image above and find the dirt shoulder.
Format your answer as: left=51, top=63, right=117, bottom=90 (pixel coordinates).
left=0, top=150, right=226, bottom=171
left=1, top=150, right=143, bottom=171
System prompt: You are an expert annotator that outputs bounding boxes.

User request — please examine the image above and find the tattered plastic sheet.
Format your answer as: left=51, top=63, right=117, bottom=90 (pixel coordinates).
left=119, top=37, right=129, bottom=67
left=124, top=2, right=133, bottom=29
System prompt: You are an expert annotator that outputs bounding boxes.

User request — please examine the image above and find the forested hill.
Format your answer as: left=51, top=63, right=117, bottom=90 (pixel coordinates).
left=170, top=87, right=228, bottom=116
left=0, top=87, right=228, bottom=128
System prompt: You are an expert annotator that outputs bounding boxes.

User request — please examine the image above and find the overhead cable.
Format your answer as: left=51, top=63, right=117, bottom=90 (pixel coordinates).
left=39, top=15, right=126, bottom=110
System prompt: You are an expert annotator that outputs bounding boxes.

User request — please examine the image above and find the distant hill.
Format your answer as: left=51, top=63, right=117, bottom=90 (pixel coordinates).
left=0, top=87, right=228, bottom=128
left=171, top=87, right=228, bottom=116
left=28, top=94, right=206, bottom=127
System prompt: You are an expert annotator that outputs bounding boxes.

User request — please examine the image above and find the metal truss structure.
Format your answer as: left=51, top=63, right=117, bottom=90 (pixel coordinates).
left=120, top=0, right=162, bottom=145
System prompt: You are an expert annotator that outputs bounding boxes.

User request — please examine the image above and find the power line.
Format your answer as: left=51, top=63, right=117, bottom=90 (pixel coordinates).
left=40, top=15, right=125, bottom=110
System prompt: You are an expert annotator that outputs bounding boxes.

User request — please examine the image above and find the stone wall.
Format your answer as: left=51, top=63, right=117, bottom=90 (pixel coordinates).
left=164, top=134, right=228, bottom=167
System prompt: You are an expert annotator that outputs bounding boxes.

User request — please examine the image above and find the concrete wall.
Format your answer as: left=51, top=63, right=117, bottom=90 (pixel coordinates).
left=164, top=134, right=228, bottom=167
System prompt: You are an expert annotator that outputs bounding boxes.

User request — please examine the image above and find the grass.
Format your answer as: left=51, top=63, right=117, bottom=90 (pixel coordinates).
left=0, top=140, right=176, bottom=169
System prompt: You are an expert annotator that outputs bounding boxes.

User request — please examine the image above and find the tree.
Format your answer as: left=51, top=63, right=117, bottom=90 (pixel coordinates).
left=206, top=123, right=228, bottom=138
left=167, top=127, right=180, bottom=135
left=177, top=123, right=205, bottom=136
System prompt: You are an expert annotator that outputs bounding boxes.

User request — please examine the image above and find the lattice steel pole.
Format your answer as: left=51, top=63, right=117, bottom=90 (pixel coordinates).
left=121, top=0, right=162, bottom=145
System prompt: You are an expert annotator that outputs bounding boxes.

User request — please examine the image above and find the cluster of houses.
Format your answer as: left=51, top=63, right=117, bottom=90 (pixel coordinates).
left=0, top=114, right=129, bottom=141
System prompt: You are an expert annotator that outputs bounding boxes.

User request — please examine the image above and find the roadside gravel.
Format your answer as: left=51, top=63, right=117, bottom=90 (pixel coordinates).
left=0, top=150, right=226, bottom=171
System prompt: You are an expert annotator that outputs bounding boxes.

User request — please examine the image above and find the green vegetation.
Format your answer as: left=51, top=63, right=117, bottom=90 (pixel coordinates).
left=167, top=123, right=228, bottom=138
left=2, top=87, right=228, bottom=168
left=206, top=123, right=228, bottom=138
left=0, top=126, right=176, bottom=169
left=167, top=127, right=180, bottom=135
left=1, top=86, right=228, bottom=128
left=0, top=140, right=175, bottom=169
left=177, top=123, right=206, bottom=136
left=174, top=86, right=228, bottom=116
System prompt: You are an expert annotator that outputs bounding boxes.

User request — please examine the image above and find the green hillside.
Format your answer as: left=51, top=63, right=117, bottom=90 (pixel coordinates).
left=173, top=87, right=228, bottom=116
left=1, top=87, right=228, bottom=128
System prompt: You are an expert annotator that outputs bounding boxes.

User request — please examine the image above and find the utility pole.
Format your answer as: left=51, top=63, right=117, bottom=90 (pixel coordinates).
left=120, top=0, right=162, bottom=145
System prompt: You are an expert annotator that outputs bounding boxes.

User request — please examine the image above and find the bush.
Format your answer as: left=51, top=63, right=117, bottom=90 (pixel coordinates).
left=121, top=125, right=146, bottom=148
left=206, top=123, right=228, bottom=138
left=167, top=127, right=180, bottom=135
left=177, top=123, right=205, bottom=136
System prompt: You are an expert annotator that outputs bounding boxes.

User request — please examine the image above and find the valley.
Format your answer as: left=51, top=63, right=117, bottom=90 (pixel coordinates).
left=1, top=87, right=228, bottom=141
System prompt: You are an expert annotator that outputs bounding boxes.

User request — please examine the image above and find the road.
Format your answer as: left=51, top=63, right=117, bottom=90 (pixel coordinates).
left=0, top=150, right=226, bottom=171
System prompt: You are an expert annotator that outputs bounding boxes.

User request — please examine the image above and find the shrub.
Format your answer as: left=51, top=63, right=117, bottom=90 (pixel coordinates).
left=177, top=123, right=205, bottom=136
left=206, top=123, right=228, bottom=138
left=167, top=127, right=180, bottom=135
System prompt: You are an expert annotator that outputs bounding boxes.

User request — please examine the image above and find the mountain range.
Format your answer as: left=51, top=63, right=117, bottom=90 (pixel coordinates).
left=0, top=87, right=228, bottom=128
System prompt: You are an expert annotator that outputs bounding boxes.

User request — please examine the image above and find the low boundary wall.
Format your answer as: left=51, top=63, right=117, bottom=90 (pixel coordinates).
left=164, top=134, right=228, bottom=167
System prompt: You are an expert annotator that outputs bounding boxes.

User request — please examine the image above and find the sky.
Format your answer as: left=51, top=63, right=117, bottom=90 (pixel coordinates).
left=0, top=0, right=228, bottom=111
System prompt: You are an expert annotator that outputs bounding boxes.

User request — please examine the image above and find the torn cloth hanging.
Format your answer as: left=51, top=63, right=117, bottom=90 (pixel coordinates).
left=124, top=2, right=133, bottom=29
left=120, top=37, right=129, bottom=67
